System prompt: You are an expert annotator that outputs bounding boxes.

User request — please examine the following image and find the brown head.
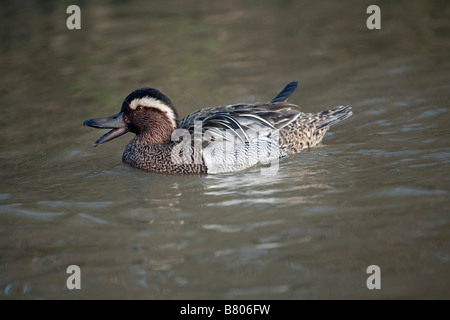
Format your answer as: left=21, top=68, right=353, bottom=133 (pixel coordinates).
left=83, top=88, right=179, bottom=146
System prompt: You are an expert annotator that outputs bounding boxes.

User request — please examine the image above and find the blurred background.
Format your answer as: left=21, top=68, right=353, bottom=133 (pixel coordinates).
left=0, top=0, right=449, bottom=299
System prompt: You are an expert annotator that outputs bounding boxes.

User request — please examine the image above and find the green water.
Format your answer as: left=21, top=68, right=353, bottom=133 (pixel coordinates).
left=0, top=0, right=449, bottom=299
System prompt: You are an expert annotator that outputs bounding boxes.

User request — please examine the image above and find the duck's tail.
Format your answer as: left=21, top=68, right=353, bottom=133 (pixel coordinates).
left=270, top=81, right=299, bottom=103
left=317, top=106, right=352, bottom=129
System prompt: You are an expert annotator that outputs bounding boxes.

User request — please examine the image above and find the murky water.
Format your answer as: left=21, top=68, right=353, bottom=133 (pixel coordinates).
left=1, top=0, right=449, bottom=299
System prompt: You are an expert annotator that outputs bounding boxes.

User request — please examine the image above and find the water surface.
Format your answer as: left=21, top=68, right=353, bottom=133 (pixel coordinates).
left=0, top=0, right=449, bottom=299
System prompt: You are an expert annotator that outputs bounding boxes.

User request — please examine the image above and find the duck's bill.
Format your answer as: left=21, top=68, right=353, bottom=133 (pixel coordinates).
left=83, top=112, right=129, bottom=147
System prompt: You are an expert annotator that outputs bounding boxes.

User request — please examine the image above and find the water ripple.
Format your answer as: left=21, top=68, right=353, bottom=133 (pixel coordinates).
left=203, top=219, right=284, bottom=233
left=226, top=285, right=290, bottom=297
left=78, top=213, right=109, bottom=224
left=0, top=203, right=65, bottom=218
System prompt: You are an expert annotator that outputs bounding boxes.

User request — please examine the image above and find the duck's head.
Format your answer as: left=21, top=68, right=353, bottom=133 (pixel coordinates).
left=83, top=88, right=179, bottom=146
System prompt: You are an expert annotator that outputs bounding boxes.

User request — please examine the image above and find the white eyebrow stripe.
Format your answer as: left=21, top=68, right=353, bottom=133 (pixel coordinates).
left=129, top=97, right=177, bottom=128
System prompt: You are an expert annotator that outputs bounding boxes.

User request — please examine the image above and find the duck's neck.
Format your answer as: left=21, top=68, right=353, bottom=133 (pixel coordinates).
left=131, top=131, right=172, bottom=146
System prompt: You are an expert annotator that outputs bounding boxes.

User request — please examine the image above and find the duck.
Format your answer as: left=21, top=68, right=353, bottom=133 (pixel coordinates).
left=83, top=82, right=352, bottom=174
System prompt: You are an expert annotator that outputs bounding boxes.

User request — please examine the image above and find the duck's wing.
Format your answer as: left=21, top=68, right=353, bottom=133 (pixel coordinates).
left=179, top=81, right=300, bottom=131
left=179, top=82, right=301, bottom=147
left=270, top=81, right=298, bottom=103
left=180, top=102, right=302, bottom=144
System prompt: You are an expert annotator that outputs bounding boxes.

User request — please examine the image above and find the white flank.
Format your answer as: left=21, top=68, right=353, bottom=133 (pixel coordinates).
left=203, top=135, right=286, bottom=174
left=129, top=97, right=177, bottom=128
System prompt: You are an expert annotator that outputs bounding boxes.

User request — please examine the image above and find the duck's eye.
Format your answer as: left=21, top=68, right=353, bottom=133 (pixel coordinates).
left=136, top=105, right=143, bottom=111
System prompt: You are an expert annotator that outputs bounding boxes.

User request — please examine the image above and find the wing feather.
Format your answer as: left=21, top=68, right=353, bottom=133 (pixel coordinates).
left=179, top=83, right=303, bottom=148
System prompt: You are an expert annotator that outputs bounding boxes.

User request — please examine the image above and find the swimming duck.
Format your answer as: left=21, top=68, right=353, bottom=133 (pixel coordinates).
left=83, top=82, right=352, bottom=174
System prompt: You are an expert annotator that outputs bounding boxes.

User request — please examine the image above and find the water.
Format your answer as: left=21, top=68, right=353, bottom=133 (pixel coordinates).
left=1, top=0, right=449, bottom=299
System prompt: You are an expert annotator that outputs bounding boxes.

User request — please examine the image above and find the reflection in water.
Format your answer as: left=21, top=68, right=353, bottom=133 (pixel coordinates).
left=0, top=0, right=449, bottom=299
left=202, top=153, right=335, bottom=208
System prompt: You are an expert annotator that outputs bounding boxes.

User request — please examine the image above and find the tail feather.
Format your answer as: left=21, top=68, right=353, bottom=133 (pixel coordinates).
left=270, top=81, right=299, bottom=103
left=317, top=106, right=352, bottom=129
